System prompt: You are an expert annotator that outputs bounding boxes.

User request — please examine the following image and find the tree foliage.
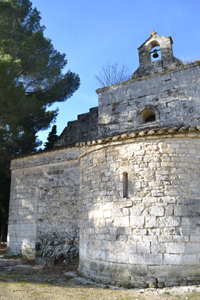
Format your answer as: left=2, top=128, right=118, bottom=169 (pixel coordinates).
left=0, top=0, right=80, bottom=171
left=44, top=125, right=58, bottom=150
left=95, top=62, right=131, bottom=88
left=0, top=0, right=80, bottom=241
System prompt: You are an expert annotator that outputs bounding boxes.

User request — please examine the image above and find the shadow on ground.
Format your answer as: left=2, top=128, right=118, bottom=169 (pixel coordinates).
left=1, top=249, right=200, bottom=300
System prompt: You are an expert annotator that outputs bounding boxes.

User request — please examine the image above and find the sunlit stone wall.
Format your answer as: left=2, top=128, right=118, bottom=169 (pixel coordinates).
left=7, top=148, right=80, bottom=259
left=79, top=132, right=200, bottom=287
left=97, top=62, right=200, bottom=138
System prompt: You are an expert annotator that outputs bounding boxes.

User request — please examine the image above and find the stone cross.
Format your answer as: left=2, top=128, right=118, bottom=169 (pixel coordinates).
left=150, top=30, right=157, bottom=37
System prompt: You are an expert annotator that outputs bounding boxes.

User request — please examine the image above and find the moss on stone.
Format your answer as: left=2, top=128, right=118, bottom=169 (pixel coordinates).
left=120, top=282, right=133, bottom=289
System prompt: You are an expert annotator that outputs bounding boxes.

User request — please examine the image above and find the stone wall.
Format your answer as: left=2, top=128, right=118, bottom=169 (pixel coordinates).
left=7, top=148, right=80, bottom=260
left=79, top=132, right=200, bottom=287
left=7, top=52, right=200, bottom=286
left=97, top=62, right=200, bottom=138
left=55, top=107, right=98, bottom=147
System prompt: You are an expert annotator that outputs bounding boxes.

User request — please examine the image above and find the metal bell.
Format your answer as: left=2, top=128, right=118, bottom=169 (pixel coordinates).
left=152, top=49, right=159, bottom=58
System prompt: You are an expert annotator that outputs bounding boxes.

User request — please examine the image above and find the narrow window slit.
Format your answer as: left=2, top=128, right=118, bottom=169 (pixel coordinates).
left=123, top=172, right=128, bottom=198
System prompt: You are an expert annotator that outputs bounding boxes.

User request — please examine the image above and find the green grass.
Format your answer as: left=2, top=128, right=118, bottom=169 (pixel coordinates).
left=17, top=280, right=28, bottom=286
left=164, top=291, right=170, bottom=295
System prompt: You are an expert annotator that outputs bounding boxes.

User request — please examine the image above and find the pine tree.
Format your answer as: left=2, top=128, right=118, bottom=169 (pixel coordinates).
left=0, top=0, right=80, bottom=171
left=0, top=0, right=80, bottom=240
left=44, top=125, right=58, bottom=150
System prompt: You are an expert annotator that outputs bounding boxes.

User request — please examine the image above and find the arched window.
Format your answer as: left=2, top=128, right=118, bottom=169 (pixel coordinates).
left=140, top=108, right=156, bottom=124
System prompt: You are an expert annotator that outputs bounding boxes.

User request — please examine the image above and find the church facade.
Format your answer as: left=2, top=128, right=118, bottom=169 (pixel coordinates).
left=7, top=33, right=200, bottom=287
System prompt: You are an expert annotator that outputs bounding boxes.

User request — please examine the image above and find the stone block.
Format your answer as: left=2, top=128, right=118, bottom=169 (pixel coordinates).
left=109, top=227, right=117, bottom=235
left=117, top=252, right=129, bottom=263
left=180, top=226, right=199, bottom=235
left=96, top=234, right=105, bottom=240
left=181, top=218, right=190, bottom=226
left=157, top=216, right=180, bottom=227
left=115, top=201, right=133, bottom=208
left=103, top=210, right=112, bottom=218
left=164, top=278, right=179, bottom=287
left=162, top=196, right=176, bottom=203
left=164, top=254, right=180, bottom=265
left=89, top=210, right=103, bottom=219
left=125, top=242, right=137, bottom=253
left=190, top=236, right=200, bottom=242
left=145, top=216, right=156, bottom=227
left=186, top=243, right=200, bottom=253
left=174, top=205, right=188, bottom=216
left=151, top=242, right=165, bottom=254
left=103, top=202, right=113, bottom=210
left=181, top=254, right=197, bottom=265
left=137, top=242, right=150, bottom=253
left=130, top=216, right=145, bottom=228
left=172, top=235, right=189, bottom=242
left=112, top=209, right=123, bottom=217
left=129, top=253, right=144, bottom=264
left=114, top=241, right=125, bottom=252
left=131, top=204, right=144, bottom=215
left=87, top=250, right=97, bottom=260
left=163, top=227, right=181, bottom=235
left=189, top=189, right=200, bottom=197
left=128, top=235, right=143, bottom=242
left=144, top=254, right=162, bottom=265
left=165, top=204, right=174, bottom=216
left=95, top=249, right=105, bottom=260
left=166, top=243, right=186, bottom=254
left=114, top=217, right=129, bottom=227
left=123, top=208, right=130, bottom=216
left=143, top=236, right=157, bottom=242
left=148, top=228, right=160, bottom=236
left=108, top=251, right=117, bottom=263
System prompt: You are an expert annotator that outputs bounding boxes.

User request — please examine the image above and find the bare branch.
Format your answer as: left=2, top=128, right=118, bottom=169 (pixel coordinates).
left=182, top=57, right=199, bottom=65
left=95, top=62, right=131, bottom=88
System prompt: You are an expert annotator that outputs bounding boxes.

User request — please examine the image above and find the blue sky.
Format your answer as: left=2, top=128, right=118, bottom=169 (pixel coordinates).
left=31, top=0, right=200, bottom=145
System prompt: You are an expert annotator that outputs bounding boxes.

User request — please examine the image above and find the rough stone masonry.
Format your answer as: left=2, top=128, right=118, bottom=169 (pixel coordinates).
left=7, top=33, right=200, bottom=287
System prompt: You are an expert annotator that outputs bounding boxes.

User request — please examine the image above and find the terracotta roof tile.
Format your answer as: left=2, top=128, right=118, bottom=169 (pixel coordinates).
left=12, top=125, right=200, bottom=160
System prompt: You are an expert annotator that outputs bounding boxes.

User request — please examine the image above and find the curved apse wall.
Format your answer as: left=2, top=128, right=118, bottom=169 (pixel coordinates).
left=79, top=133, right=200, bottom=288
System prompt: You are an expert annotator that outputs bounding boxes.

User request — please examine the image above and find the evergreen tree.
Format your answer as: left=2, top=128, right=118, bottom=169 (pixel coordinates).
left=0, top=0, right=80, bottom=171
left=0, top=0, right=80, bottom=241
left=44, top=125, right=58, bottom=150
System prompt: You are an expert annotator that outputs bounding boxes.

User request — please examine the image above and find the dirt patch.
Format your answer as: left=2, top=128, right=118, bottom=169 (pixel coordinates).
left=0, top=252, right=200, bottom=300
left=0, top=247, right=6, bottom=254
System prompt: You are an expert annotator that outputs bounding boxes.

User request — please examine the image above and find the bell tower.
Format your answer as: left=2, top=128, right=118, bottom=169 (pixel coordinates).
left=132, top=31, right=183, bottom=78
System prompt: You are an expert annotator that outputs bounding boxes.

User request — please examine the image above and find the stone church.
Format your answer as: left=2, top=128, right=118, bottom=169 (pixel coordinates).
left=7, top=32, right=200, bottom=287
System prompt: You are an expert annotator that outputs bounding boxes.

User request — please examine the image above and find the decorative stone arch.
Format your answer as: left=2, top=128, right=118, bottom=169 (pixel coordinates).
left=138, top=105, right=160, bottom=125
left=148, top=40, right=161, bottom=62
left=148, top=39, right=160, bottom=52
